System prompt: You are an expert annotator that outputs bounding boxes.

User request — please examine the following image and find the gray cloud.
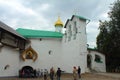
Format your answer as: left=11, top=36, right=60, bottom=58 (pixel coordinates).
left=0, top=0, right=115, bottom=48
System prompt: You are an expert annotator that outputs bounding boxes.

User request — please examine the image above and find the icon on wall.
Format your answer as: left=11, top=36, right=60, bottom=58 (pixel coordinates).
left=21, top=46, right=38, bottom=61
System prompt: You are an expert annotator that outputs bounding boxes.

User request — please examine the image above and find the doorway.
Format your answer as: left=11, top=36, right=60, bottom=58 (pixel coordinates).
left=19, top=66, right=35, bottom=78
left=87, top=54, right=92, bottom=69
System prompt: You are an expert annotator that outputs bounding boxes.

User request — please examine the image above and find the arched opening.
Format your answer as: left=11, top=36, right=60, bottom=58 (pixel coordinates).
left=21, top=66, right=33, bottom=71
left=87, top=54, right=92, bottom=69
left=68, top=25, right=72, bottom=41
left=19, top=66, right=35, bottom=78
left=73, top=21, right=77, bottom=39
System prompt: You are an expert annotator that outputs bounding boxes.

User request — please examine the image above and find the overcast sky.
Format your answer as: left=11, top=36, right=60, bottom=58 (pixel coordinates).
left=0, top=0, right=115, bottom=48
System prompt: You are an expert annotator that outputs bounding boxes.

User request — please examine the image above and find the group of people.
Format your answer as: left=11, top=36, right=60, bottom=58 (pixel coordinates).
left=49, top=67, right=61, bottom=80
left=38, top=67, right=62, bottom=80
left=73, top=66, right=81, bottom=80
left=36, top=69, right=48, bottom=78
left=25, top=66, right=80, bottom=80
left=49, top=66, right=81, bottom=80
left=24, top=67, right=61, bottom=80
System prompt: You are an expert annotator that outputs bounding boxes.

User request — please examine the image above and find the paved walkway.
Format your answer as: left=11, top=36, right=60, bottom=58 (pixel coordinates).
left=96, top=72, right=120, bottom=78
left=0, top=73, right=120, bottom=80
left=82, top=73, right=120, bottom=80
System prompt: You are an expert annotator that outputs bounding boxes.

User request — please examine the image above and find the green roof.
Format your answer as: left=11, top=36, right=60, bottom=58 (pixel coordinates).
left=16, top=28, right=63, bottom=38
left=73, top=15, right=90, bottom=21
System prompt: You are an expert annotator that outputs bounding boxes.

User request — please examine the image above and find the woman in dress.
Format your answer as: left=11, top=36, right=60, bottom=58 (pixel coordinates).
left=73, top=66, right=77, bottom=80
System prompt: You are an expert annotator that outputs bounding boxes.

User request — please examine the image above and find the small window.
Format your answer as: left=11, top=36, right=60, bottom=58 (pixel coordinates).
left=40, top=38, right=42, bottom=41
left=94, top=54, right=102, bottom=63
left=68, top=25, right=72, bottom=41
left=64, top=32, right=67, bottom=42
left=4, top=64, right=10, bottom=70
left=73, top=21, right=77, bottom=39
left=49, top=50, right=52, bottom=55
left=74, top=21, right=77, bottom=33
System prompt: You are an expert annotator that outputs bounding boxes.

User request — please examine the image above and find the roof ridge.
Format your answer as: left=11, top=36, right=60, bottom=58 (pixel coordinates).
left=73, top=15, right=90, bottom=21
left=17, top=28, right=61, bottom=33
left=16, top=28, right=63, bottom=38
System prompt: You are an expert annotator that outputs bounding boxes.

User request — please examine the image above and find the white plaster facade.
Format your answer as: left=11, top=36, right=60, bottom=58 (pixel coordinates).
left=61, top=16, right=88, bottom=73
left=87, top=50, right=106, bottom=72
left=19, top=15, right=88, bottom=73
left=19, top=38, right=62, bottom=72
left=0, top=46, right=19, bottom=77
left=0, top=15, right=106, bottom=77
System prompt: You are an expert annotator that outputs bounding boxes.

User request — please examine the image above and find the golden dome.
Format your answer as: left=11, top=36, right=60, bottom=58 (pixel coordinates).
left=54, top=16, right=63, bottom=27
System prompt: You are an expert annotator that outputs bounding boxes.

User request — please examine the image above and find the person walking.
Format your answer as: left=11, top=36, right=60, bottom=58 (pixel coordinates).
left=37, top=68, right=40, bottom=77
left=44, top=69, right=48, bottom=80
left=40, top=69, right=43, bottom=77
left=50, top=67, right=54, bottom=80
left=73, top=66, right=77, bottom=80
left=56, top=68, right=61, bottom=80
left=77, top=66, right=81, bottom=79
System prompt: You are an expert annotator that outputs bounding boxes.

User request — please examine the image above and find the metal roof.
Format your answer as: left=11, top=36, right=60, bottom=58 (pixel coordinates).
left=0, top=21, right=26, bottom=40
left=16, top=28, right=63, bottom=38
left=72, top=15, right=90, bottom=21
left=64, top=15, right=90, bottom=28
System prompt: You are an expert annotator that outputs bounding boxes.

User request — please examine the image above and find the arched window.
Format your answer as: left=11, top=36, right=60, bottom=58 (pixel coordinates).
left=73, top=21, right=77, bottom=39
left=94, top=54, right=103, bottom=63
left=68, top=25, right=72, bottom=41
left=64, top=31, right=67, bottom=42
left=87, top=54, right=92, bottom=69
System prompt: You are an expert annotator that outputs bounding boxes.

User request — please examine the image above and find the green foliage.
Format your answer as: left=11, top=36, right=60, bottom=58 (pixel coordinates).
left=97, top=0, right=120, bottom=55
left=97, top=0, right=120, bottom=68
left=97, top=21, right=112, bottom=54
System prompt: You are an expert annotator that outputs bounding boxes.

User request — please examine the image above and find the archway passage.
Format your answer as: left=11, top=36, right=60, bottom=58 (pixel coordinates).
left=87, top=54, right=92, bottom=69
left=19, top=66, right=35, bottom=78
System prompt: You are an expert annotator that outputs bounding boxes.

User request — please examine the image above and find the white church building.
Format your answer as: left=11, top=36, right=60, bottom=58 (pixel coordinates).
left=0, top=15, right=106, bottom=77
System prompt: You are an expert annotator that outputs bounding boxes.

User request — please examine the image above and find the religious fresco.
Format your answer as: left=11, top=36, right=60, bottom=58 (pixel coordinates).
left=21, top=46, right=38, bottom=61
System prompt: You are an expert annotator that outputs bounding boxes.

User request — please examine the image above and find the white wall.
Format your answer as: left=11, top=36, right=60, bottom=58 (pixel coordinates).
left=88, top=51, right=106, bottom=72
left=0, top=15, right=106, bottom=77
left=0, top=46, right=19, bottom=77
left=19, top=38, right=62, bottom=72
left=62, top=16, right=87, bottom=73
left=19, top=16, right=88, bottom=74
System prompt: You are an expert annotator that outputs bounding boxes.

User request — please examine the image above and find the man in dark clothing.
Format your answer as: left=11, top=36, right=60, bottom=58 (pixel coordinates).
left=56, top=68, right=61, bottom=80
left=77, top=66, right=81, bottom=78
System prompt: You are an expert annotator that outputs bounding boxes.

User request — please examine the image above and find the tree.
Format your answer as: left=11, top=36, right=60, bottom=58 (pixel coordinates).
left=97, top=0, right=120, bottom=71
left=97, top=20, right=110, bottom=54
